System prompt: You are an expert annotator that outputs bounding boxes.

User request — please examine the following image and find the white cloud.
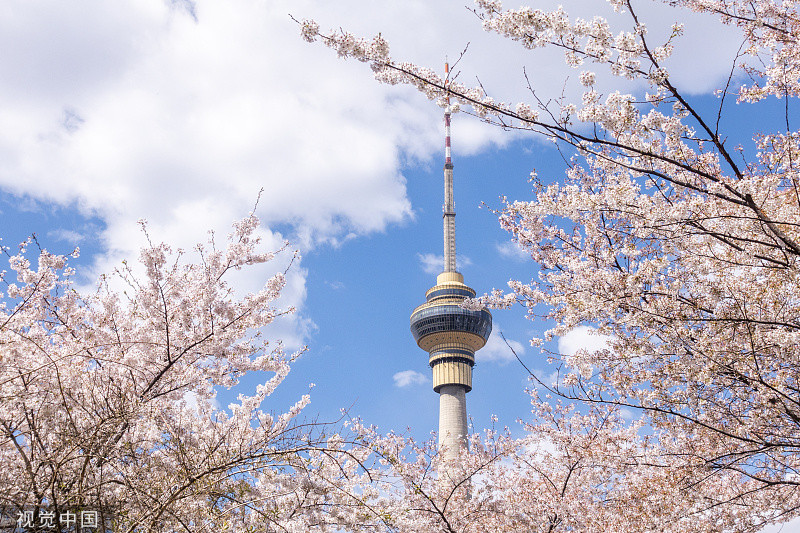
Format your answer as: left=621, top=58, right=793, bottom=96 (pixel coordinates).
left=496, top=240, right=530, bottom=262
left=417, top=252, right=472, bottom=274
left=47, top=228, right=85, bottom=244
left=393, top=369, right=428, bottom=388
left=0, top=0, right=430, bottom=352
left=557, top=326, right=612, bottom=357
left=418, top=253, right=442, bottom=275
left=325, top=280, right=345, bottom=290
left=477, top=326, right=525, bottom=364
left=182, top=390, right=221, bottom=412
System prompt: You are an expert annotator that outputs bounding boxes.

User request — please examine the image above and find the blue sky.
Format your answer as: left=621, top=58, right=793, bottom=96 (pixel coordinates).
left=2, top=2, right=796, bottom=527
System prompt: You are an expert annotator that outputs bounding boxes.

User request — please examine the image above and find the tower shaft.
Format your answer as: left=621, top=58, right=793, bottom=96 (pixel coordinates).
left=439, top=385, right=467, bottom=451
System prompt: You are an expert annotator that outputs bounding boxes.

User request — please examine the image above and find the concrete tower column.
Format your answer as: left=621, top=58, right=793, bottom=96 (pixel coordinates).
left=438, top=384, right=468, bottom=456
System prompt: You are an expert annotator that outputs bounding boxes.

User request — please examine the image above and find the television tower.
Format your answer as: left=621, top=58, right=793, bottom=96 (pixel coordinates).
left=409, top=63, right=492, bottom=460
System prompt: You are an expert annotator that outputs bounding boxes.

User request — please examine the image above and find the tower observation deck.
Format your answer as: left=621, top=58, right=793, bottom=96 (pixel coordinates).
left=409, top=63, right=492, bottom=459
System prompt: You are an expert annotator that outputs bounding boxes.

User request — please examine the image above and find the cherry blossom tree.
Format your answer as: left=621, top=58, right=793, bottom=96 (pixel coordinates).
left=0, top=215, right=365, bottom=532
left=302, top=0, right=800, bottom=530
left=328, top=396, right=770, bottom=533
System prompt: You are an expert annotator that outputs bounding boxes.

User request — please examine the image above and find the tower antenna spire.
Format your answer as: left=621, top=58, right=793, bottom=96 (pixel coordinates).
left=443, top=61, right=456, bottom=273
